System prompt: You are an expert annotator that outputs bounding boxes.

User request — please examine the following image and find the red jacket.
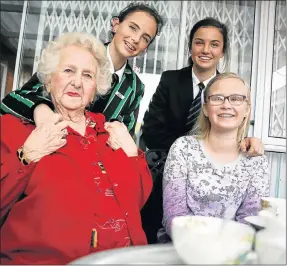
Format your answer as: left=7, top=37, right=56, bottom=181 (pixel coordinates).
left=0, top=114, right=153, bottom=264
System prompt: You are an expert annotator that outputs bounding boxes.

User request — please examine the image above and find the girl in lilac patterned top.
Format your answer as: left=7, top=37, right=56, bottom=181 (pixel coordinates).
left=161, top=73, right=270, bottom=240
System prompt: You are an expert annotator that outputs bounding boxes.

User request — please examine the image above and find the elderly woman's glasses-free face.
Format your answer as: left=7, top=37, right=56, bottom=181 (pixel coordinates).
left=207, top=94, right=248, bottom=106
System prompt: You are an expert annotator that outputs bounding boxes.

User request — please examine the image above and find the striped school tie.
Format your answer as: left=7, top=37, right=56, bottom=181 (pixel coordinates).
left=185, top=82, right=205, bottom=132
left=111, top=73, right=119, bottom=89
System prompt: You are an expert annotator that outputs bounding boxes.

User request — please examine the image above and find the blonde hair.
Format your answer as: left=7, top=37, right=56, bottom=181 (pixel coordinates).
left=37, top=32, right=112, bottom=99
left=194, top=72, right=251, bottom=144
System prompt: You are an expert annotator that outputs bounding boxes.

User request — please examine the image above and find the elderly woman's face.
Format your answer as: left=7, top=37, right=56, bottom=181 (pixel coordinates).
left=47, top=45, right=98, bottom=111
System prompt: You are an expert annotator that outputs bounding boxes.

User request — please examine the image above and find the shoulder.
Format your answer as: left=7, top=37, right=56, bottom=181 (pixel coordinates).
left=1, top=114, right=30, bottom=128
left=242, top=154, right=268, bottom=165
left=126, top=63, right=145, bottom=91
left=170, top=135, right=200, bottom=153
left=126, top=63, right=143, bottom=84
left=132, top=70, right=144, bottom=86
left=1, top=114, right=34, bottom=149
left=161, top=65, right=192, bottom=81
left=22, top=72, right=41, bottom=90
left=241, top=154, right=269, bottom=174
left=135, top=73, right=145, bottom=91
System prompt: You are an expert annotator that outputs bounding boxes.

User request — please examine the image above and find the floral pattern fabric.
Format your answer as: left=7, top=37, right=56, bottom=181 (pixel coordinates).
left=161, top=136, right=270, bottom=237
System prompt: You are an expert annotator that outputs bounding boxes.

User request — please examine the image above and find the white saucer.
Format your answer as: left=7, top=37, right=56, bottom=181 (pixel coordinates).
left=244, top=216, right=266, bottom=230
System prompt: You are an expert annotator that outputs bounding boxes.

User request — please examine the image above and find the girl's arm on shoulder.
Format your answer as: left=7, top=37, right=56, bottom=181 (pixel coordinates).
left=0, top=73, right=54, bottom=122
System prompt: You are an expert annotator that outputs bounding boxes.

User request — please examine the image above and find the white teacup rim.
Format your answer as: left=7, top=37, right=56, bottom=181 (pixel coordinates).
left=172, top=215, right=255, bottom=234
left=261, top=197, right=286, bottom=203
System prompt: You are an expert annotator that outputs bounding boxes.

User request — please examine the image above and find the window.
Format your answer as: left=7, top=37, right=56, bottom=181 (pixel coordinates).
left=254, top=0, right=286, bottom=152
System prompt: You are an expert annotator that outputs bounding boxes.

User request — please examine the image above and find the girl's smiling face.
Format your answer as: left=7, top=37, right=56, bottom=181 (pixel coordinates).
left=190, top=26, right=224, bottom=73
left=111, top=11, right=157, bottom=59
left=203, top=77, right=250, bottom=133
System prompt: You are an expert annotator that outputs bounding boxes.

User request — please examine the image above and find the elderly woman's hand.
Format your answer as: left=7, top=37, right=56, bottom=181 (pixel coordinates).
left=105, top=121, right=138, bottom=157
left=22, top=113, right=68, bottom=163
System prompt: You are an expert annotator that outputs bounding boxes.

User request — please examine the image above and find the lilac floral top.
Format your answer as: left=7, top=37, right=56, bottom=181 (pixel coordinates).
left=161, top=136, right=270, bottom=237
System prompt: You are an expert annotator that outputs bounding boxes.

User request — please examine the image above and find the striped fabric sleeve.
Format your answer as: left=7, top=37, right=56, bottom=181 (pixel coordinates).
left=123, top=82, right=145, bottom=134
left=0, top=84, right=54, bottom=122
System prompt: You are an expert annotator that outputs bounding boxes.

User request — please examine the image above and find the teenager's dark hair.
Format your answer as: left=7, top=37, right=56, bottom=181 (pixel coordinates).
left=110, top=2, right=164, bottom=44
left=188, top=17, right=230, bottom=69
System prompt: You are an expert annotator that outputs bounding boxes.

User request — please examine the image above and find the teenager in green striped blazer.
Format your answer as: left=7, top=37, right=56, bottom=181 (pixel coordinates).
left=0, top=3, right=163, bottom=136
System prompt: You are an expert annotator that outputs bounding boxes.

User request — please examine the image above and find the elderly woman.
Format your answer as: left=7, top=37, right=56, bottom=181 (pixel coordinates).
left=0, top=32, right=152, bottom=265
left=159, top=73, right=270, bottom=242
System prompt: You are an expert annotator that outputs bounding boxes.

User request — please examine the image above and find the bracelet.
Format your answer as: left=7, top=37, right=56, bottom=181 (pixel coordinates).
left=17, top=146, right=31, bottom=165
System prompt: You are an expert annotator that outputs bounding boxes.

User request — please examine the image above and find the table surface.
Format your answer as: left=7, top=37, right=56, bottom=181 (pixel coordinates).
left=70, top=243, right=184, bottom=264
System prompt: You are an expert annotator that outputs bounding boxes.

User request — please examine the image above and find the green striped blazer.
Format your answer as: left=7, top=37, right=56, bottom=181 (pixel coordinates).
left=0, top=62, right=144, bottom=135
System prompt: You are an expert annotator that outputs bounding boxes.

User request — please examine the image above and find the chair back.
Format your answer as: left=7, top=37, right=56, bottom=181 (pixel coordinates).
left=141, top=149, right=168, bottom=244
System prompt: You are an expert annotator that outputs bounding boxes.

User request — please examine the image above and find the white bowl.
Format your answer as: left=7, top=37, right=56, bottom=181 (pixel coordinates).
left=171, top=216, right=255, bottom=264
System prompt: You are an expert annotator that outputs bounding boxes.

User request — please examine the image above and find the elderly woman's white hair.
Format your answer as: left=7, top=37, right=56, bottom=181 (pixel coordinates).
left=37, top=32, right=112, bottom=99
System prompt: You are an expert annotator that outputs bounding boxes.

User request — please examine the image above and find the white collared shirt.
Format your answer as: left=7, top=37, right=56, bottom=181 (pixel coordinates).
left=192, top=68, right=216, bottom=100
left=107, top=44, right=127, bottom=82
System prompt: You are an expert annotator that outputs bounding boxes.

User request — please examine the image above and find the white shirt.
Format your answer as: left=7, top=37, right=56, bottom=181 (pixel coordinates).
left=192, top=68, right=216, bottom=100
left=107, top=44, right=127, bottom=82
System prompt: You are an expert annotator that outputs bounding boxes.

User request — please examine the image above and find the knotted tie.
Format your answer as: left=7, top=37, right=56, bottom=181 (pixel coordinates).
left=111, top=73, right=119, bottom=89
left=185, top=82, right=205, bottom=132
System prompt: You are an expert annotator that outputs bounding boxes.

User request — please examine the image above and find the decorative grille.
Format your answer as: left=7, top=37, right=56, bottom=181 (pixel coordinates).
left=183, top=1, right=255, bottom=85
left=269, top=0, right=286, bottom=138
left=32, top=1, right=181, bottom=75
left=130, top=1, right=181, bottom=74
left=32, top=1, right=256, bottom=80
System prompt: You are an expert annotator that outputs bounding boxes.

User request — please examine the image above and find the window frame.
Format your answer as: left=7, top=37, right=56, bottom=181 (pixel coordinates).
left=253, top=1, right=286, bottom=152
left=0, top=62, right=8, bottom=100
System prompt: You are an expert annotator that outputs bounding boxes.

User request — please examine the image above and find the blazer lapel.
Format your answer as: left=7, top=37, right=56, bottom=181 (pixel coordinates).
left=103, top=63, right=134, bottom=121
left=177, top=65, right=194, bottom=116
left=178, top=66, right=219, bottom=115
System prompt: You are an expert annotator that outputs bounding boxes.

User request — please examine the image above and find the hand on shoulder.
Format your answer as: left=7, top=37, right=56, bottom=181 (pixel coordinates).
left=23, top=113, right=68, bottom=162
left=240, top=137, right=264, bottom=157
left=105, top=121, right=138, bottom=157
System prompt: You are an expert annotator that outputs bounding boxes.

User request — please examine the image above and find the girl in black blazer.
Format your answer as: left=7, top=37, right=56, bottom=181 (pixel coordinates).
left=142, top=17, right=264, bottom=156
